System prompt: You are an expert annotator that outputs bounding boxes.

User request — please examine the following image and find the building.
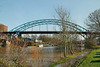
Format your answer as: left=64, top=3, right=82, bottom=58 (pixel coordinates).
left=35, top=39, right=42, bottom=43
left=0, top=24, right=8, bottom=32
left=23, top=38, right=42, bottom=43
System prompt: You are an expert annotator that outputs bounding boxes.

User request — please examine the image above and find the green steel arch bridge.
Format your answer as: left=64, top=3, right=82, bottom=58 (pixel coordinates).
left=0, top=19, right=100, bottom=38
left=10, top=19, right=87, bottom=31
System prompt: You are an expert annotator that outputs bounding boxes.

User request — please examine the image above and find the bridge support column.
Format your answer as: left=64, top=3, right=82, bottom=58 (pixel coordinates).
left=18, top=34, right=22, bottom=40
left=84, top=33, right=88, bottom=49
left=81, top=33, right=83, bottom=51
left=0, top=33, right=1, bottom=38
left=9, top=34, right=12, bottom=41
left=7, top=34, right=8, bottom=41
left=2, top=34, right=4, bottom=39
left=6, top=33, right=11, bottom=41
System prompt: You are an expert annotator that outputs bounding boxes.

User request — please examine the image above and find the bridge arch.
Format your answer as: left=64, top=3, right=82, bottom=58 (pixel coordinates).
left=10, top=19, right=87, bottom=31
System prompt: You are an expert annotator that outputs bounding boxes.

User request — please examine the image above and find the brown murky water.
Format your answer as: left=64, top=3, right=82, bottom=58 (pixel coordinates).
left=0, top=46, right=64, bottom=67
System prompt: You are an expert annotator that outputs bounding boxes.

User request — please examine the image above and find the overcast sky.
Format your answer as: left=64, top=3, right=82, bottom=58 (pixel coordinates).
left=0, top=0, right=100, bottom=31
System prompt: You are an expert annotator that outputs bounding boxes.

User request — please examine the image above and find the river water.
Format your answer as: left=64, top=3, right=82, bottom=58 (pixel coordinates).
left=0, top=46, right=64, bottom=67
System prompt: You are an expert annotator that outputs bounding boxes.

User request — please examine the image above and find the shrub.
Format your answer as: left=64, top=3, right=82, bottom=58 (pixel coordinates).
left=85, top=38, right=97, bottom=49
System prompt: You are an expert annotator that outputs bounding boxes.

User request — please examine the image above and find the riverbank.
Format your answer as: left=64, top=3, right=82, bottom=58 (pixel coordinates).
left=49, top=49, right=91, bottom=67
left=76, top=47, right=100, bottom=67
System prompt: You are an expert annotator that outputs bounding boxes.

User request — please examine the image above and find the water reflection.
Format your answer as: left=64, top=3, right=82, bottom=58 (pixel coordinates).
left=0, top=46, right=64, bottom=67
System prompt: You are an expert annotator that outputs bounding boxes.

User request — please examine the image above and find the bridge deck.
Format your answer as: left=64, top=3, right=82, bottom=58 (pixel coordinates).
left=0, top=31, right=100, bottom=34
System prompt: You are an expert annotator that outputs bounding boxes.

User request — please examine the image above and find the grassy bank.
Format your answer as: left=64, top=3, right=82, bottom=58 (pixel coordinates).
left=76, top=47, right=100, bottom=67
left=49, top=49, right=89, bottom=67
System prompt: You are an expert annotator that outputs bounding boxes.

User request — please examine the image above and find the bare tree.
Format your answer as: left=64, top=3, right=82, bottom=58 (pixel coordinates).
left=55, top=7, right=73, bottom=57
left=31, top=35, right=37, bottom=39
left=38, top=35, right=52, bottom=42
left=85, top=9, right=100, bottom=32
left=85, top=9, right=100, bottom=46
left=23, top=34, right=30, bottom=38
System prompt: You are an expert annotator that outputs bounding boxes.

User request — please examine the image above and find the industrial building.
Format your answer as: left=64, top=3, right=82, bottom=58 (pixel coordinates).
left=0, top=24, right=8, bottom=32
